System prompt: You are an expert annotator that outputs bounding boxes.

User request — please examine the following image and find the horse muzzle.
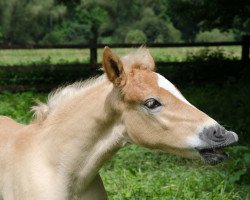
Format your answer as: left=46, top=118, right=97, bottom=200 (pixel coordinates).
left=196, top=125, right=238, bottom=165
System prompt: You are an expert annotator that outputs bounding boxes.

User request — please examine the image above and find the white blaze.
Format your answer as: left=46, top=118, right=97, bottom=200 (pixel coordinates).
left=156, top=73, right=191, bottom=105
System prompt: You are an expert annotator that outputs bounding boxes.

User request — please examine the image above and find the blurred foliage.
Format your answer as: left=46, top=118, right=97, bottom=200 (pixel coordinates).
left=226, top=146, right=250, bottom=185
left=0, top=67, right=99, bottom=86
left=153, top=47, right=246, bottom=85
left=186, top=47, right=238, bottom=62
left=125, top=29, right=147, bottom=43
left=195, top=29, right=236, bottom=42
left=0, top=92, right=45, bottom=123
left=0, top=0, right=248, bottom=45
left=168, top=0, right=250, bottom=41
left=0, top=26, right=3, bottom=43
left=0, top=0, right=66, bottom=44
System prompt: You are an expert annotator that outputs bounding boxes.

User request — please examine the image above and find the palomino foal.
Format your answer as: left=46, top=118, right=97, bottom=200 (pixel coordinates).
left=0, top=47, right=238, bottom=199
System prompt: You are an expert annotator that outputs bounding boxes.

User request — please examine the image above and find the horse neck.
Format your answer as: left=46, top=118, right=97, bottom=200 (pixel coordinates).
left=41, top=78, right=127, bottom=187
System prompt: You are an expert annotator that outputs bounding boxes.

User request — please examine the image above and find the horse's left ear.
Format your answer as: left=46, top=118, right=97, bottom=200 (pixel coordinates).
left=144, top=49, right=155, bottom=71
left=103, top=46, right=126, bottom=87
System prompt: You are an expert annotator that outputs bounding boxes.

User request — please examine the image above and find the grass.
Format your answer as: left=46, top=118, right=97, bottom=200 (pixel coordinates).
left=0, top=46, right=241, bottom=66
left=0, top=49, right=89, bottom=66
left=101, top=145, right=248, bottom=200
left=0, top=92, right=45, bottom=123
left=0, top=84, right=249, bottom=199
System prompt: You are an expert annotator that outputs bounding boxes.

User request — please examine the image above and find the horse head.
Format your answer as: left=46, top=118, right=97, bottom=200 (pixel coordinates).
left=102, top=47, right=238, bottom=165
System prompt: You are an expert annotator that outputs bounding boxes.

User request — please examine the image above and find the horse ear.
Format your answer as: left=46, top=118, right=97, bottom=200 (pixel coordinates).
left=102, top=46, right=126, bottom=87
left=145, top=49, right=155, bottom=71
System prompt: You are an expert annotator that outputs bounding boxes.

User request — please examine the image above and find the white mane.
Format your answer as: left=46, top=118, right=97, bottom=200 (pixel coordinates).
left=31, top=75, right=106, bottom=122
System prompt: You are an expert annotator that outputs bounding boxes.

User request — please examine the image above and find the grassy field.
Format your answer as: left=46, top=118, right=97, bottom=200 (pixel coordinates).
left=0, top=87, right=249, bottom=200
left=0, top=46, right=241, bottom=66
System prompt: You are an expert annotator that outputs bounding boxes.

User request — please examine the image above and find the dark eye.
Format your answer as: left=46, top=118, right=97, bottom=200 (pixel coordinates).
left=144, top=98, right=162, bottom=110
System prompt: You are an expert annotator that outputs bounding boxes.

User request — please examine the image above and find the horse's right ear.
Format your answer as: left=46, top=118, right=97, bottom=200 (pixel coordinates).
left=102, top=46, right=126, bottom=87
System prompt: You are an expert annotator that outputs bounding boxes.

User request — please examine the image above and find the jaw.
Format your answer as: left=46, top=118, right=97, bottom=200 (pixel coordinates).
left=197, top=148, right=228, bottom=165
left=196, top=140, right=237, bottom=165
left=161, top=145, right=231, bottom=165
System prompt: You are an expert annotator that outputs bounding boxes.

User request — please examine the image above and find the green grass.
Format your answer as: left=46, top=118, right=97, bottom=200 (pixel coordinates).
left=0, top=86, right=249, bottom=200
left=101, top=146, right=249, bottom=200
left=0, top=92, right=46, bottom=123
left=0, top=49, right=89, bottom=66
left=0, top=46, right=241, bottom=66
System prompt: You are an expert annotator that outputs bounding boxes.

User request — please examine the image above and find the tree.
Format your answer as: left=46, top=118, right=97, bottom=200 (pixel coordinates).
left=125, top=29, right=147, bottom=43
left=168, top=0, right=250, bottom=41
left=0, top=0, right=66, bottom=45
left=195, top=29, right=235, bottom=42
left=43, top=0, right=112, bottom=44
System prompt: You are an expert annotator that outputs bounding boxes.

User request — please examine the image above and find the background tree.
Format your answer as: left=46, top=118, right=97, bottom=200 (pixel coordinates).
left=195, top=29, right=235, bottom=42
left=168, top=0, right=250, bottom=41
left=0, top=0, right=247, bottom=45
left=0, top=0, right=66, bottom=45
left=125, top=29, right=147, bottom=43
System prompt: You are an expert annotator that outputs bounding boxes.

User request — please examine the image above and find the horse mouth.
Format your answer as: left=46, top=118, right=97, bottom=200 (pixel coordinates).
left=196, top=128, right=238, bottom=165
left=198, top=147, right=228, bottom=165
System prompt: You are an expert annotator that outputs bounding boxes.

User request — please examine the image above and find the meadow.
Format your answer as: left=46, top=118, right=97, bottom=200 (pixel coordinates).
left=0, top=46, right=241, bottom=66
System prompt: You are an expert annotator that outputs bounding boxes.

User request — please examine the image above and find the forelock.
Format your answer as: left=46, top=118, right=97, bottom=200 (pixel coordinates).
left=121, top=47, right=155, bottom=71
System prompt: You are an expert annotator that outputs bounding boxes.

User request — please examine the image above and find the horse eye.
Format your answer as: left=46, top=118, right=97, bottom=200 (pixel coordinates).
left=144, top=98, right=162, bottom=110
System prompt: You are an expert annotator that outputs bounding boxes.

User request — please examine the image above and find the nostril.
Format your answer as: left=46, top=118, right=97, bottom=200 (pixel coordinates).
left=199, top=125, right=238, bottom=146
left=201, top=125, right=227, bottom=143
left=213, top=129, right=224, bottom=138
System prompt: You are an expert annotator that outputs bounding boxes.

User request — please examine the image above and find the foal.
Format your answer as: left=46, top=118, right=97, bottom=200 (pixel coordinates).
left=0, top=47, right=238, bottom=199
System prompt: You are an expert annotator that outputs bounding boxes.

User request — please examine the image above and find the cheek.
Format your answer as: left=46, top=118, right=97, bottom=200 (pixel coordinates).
left=123, top=107, right=202, bottom=150
left=156, top=122, right=197, bottom=149
left=156, top=107, right=203, bottom=140
left=123, top=111, right=183, bottom=149
left=123, top=111, right=162, bottom=147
